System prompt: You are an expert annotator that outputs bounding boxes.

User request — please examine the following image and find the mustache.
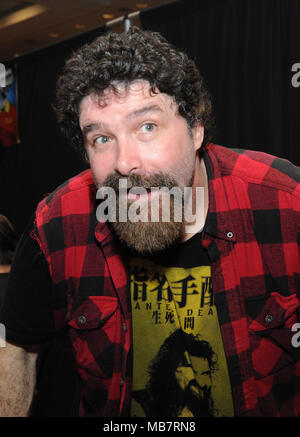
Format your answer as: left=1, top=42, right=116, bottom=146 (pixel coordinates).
left=103, top=172, right=178, bottom=192
left=186, top=379, right=211, bottom=395
left=187, top=379, right=201, bottom=392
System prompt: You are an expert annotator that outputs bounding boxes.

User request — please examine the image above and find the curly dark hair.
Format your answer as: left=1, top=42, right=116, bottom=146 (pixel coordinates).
left=55, top=26, right=214, bottom=154
left=148, top=329, right=218, bottom=392
left=143, top=329, right=218, bottom=416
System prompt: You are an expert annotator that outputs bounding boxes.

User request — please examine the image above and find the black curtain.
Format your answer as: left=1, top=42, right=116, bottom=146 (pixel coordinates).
left=0, top=25, right=108, bottom=418
left=0, top=25, right=107, bottom=238
left=140, top=0, right=300, bottom=165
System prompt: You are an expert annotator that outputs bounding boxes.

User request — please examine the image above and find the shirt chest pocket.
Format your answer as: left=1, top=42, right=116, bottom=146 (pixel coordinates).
left=245, top=292, right=300, bottom=378
left=67, top=296, right=121, bottom=379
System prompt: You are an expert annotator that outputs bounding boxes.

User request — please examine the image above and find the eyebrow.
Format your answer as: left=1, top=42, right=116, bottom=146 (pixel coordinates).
left=82, top=123, right=103, bottom=136
left=125, top=104, right=163, bottom=120
left=81, top=104, right=163, bottom=136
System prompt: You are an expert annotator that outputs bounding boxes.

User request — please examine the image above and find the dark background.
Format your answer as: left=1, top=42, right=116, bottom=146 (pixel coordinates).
left=0, top=25, right=107, bottom=238
left=140, top=0, right=300, bottom=163
left=1, top=0, right=300, bottom=238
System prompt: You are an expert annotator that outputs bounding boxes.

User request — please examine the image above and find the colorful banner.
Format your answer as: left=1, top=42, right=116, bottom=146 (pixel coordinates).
left=0, top=65, right=19, bottom=148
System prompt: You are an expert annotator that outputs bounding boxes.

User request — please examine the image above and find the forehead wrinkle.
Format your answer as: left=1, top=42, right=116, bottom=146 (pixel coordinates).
left=81, top=103, right=165, bottom=135
left=82, top=122, right=105, bottom=135
left=125, top=104, right=164, bottom=120
left=79, top=87, right=178, bottom=134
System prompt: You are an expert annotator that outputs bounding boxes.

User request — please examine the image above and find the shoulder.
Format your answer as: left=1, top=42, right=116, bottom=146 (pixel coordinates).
left=36, top=169, right=96, bottom=219
left=205, top=143, right=300, bottom=196
left=33, top=169, right=97, bottom=260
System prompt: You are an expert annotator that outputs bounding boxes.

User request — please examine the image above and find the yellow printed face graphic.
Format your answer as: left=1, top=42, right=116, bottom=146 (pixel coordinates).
left=129, top=257, right=235, bottom=417
left=190, top=356, right=212, bottom=392
left=175, top=364, right=195, bottom=391
left=175, top=356, right=212, bottom=396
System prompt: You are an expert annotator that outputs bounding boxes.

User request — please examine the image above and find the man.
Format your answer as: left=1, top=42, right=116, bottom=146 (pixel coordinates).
left=0, top=27, right=299, bottom=417
left=131, top=329, right=218, bottom=417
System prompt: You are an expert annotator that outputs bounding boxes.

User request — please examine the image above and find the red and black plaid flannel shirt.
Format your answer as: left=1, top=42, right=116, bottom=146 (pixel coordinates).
left=35, top=143, right=300, bottom=417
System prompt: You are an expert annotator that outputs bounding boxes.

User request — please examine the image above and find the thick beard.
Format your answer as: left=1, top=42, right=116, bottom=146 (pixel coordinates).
left=103, top=173, right=188, bottom=254
left=183, top=382, right=215, bottom=417
left=112, top=218, right=182, bottom=254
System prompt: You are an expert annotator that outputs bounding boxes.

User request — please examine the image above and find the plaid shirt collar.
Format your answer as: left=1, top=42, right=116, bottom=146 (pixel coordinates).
left=202, top=146, right=238, bottom=243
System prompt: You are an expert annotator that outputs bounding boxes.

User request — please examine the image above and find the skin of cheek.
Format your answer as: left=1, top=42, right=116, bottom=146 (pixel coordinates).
left=88, top=151, right=116, bottom=187
left=87, top=132, right=197, bottom=190
left=81, top=90, right=203, bottom=189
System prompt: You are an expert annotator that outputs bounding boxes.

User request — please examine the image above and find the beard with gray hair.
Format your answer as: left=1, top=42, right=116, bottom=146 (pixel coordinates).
left=100, top=172, right=191, bottom=254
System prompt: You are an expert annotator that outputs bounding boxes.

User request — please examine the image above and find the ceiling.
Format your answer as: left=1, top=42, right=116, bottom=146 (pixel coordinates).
left=0, top=0, right=174, bottom=62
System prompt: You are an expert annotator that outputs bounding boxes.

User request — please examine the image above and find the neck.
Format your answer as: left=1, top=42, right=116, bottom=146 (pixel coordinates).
left=0, top=265, right=11, bottom=273
left=182, top=157, right=209, bottom=242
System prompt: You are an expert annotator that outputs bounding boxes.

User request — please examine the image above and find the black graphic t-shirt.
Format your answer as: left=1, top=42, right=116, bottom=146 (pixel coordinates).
left=128, top=232, right=234, bottom=417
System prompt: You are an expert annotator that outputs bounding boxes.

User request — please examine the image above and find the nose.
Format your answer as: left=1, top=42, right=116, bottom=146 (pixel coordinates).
left=114, top=137, right=141, bottom=176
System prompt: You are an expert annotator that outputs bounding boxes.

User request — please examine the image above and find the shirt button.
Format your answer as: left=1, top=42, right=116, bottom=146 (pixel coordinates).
left=265, top=314, right=273, bottom=323
left=77, top=315, right=87, bottom=325
left=227, top=231, right=234, bottom=239
left=122, top=322, right=127, bottom=332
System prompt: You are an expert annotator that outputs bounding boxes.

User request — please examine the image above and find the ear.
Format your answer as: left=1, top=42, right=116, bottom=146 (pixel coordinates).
left=83, top=150, right=90, bottom=165
left=192, top=124, right=204, bottom=152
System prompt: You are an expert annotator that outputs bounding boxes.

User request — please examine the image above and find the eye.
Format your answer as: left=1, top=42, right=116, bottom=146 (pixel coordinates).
left=94, top=135, right=111, bottom=145
left=140, top=123, right=156, bottom=133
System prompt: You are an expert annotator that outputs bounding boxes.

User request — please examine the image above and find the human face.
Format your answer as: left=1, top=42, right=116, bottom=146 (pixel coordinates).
left=79, top=81, right=204, bottom=252
left=79, top=80, right=204, bottom=190
left=175, top=356, right=212, bottom=397
left=190, top=356, right=212, bottom=394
